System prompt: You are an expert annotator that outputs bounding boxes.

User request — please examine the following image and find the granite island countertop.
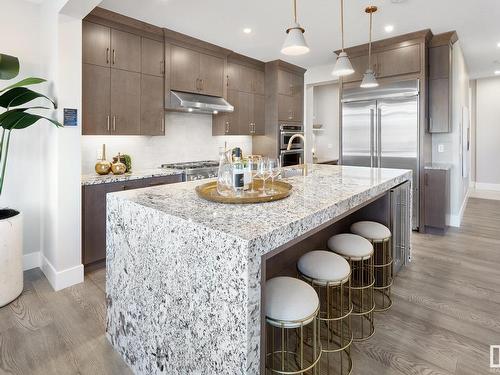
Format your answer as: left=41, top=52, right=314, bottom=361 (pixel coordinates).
left=106, top=164, right=412, bottom=375
left=81, top=168, right=183, bottom=186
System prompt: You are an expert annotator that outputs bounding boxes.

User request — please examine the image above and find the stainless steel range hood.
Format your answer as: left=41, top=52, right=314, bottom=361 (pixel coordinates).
left=170, top=90, right=234, bottom=114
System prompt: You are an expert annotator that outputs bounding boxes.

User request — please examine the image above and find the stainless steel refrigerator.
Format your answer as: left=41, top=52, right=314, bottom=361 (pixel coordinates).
left=341, top=80, right=419, bottom=230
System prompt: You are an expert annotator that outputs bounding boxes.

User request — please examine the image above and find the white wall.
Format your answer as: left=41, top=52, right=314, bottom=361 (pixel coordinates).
left=431, top=41, right=471, bottom=226
left=0, top=0, right=45, bottom=264
left=312, top=84, right=339, bottom=162
left=475, top=77, right=500, bottom=190
left=82, top=113, right=252, bottom=173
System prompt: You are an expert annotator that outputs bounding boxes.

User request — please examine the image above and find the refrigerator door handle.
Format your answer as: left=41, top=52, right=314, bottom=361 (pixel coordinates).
left=377, top=107, right=382, bottom=168
left=370, top=108, right=375, bottom=168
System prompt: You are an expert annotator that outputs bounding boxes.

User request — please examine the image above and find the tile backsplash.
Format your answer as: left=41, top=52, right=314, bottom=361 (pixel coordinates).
left=81, top=112, right=252, bottom=174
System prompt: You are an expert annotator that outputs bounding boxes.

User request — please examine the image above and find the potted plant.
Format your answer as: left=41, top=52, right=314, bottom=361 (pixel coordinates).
left=0, top=53, right=62, bottom=306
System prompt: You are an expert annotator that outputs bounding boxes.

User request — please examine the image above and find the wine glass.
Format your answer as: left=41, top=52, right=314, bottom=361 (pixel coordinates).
left=257, top=158, right=271, bottom=195
left=267, top=158, right=282, bottom=195
left=246, top=155, right=261, bottom=194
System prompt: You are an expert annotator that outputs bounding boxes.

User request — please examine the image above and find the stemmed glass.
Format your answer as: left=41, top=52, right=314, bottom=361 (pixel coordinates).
left=246, top=155, right=261, bottom=195
left=256, top=158, right=271, bottom=195
left=266, top=158, right=282, bottom=195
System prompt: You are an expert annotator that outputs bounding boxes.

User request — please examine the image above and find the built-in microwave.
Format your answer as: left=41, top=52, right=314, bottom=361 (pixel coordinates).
left=280, top=124, right=303, bottom=150
left=280, top=149, right=304, bottom=167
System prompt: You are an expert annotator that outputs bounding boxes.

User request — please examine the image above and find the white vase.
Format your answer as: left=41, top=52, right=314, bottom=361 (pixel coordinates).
left=0, top=210, right=23, bottom=307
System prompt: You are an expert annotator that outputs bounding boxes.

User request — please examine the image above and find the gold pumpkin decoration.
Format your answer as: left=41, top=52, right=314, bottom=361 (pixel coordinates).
left=111, top=152, right=127, bottom=175
left=95, top=144, right=111, bottom=175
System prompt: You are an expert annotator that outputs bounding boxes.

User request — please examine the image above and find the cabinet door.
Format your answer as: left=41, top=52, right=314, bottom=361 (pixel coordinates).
left=278, top=69, right=294, bottom=95
left=111, top=29, right=141, bottom=72
left=238, top=66, right=254, bottom=93
left=292, top=92, right=304, bottom=122
left=199, top=53, right=225, bottom=97
left=424, top=169, right=448, bottom=229
left=429, top=45, right=450, bottom=79
left=224, top=89, right=240, bottom=135
left=377, top=44, right=421, bottom=78
left=253, top=94, right=265, bottom=135
left=278, top=94, right=294, bottom=122
left=171, top=45, right=200, bottom=93
left=237, top=91, right=253, bottom=135
left=83, top=21, right=110, bottom=67
left=429, top=78, right=451, bottom=133
left=82, top=184, right=108, bottom=265
left=227, top=63, right=241, bottom=91
left=111, top=69, right=141, bottom=135
left=142, top=37, right=164, bottom=77
left=342, top=54, right=371, bottom=83
left=253, top=69, right=265, bottom=95
left=83, top=64, right=110, bottom=135
left=141, top=74, right=164, bottom=136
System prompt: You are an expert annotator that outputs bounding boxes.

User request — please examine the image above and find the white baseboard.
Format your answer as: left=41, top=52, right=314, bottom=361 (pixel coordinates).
left=475, top=182, right=500, bottom=192
left=23, top=251, right=41, bottom=271
left=448, top=188, right=470, bottom=228
left=41, top=255, right=84, bottom=291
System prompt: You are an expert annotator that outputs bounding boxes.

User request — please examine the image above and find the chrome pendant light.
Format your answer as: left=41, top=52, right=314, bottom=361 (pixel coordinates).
left=281, top=0, right=310, bottom=56
left=332, top=0, right=354, bottom=76
left=361, top=6, right=379, bottom=88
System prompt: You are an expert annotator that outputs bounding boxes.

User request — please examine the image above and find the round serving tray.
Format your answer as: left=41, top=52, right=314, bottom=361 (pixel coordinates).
left=195, top=180, right=292, bottom=204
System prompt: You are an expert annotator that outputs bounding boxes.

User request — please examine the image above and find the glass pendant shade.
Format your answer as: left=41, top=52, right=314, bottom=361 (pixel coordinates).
left=332, top=51, right=354, bottom=76
left=281, top=22, right=310, bottom=56
left=360, top=69, right=379, bottom=88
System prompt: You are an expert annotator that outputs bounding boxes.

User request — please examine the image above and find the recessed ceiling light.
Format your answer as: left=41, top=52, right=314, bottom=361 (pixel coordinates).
left=385, top=25, right=394, bottom=33
left=497, top=42, right=500, bottom=48
left=243, top=28, right=252, bottom=34
left=495, top=70, right=500, bottom=75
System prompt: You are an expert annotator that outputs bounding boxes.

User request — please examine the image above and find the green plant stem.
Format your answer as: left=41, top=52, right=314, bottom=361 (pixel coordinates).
left=0, top=129, right=11, bottom=196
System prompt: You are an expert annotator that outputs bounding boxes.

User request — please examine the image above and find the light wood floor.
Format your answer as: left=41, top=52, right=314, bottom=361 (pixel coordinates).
left=0, top=198, right=498, bottom=374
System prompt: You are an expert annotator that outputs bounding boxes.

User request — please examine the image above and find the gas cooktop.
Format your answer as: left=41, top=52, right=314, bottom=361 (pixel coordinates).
left=161, top=160, right=219, bottom=170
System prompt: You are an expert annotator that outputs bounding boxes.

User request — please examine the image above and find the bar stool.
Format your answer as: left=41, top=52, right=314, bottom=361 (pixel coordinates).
left=351, top=221, right=392, bottom=312
left=297, top=251, right=353, bottom=375
left=327, top=234, right=375, bottom=341
left=265, top=276, right=322, bottom=374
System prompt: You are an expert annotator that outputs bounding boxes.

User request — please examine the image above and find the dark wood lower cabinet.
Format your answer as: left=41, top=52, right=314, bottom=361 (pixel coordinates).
left=82, top=174, right=182, bottom=267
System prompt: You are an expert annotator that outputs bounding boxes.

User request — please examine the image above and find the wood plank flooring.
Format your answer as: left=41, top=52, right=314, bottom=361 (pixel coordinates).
left=0, top=197, right=498, bottom=374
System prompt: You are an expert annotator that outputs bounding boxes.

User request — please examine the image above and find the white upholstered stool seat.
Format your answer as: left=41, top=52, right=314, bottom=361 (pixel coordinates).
left=327, top=233, right=374, bottom=261
left=297, top=250, right=351, bottom=286
left=265, top=276, right=319, bottom=328
left=350, top=221, right=391, bottom=241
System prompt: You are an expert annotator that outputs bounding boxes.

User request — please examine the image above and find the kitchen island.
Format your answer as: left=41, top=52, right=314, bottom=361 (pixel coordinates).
left=106, top=164, right=412, bottom=374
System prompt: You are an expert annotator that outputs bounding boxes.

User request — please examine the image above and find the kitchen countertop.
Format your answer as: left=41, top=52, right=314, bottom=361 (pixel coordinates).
left=81, top=168, right=183, bottom=186
left=105, top=164, right=412, bottom=374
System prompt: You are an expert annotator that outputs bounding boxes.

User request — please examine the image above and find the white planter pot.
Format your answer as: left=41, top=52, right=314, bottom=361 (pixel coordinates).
left=0, top=210, right=23, bottom=307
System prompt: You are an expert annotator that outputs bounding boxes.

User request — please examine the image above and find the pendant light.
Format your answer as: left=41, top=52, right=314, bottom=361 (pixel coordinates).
left=332, top=0, right=354, bottom=77
left=360, top=6, right=379, bottom=88
left=281, top=0, right=310, bottom=56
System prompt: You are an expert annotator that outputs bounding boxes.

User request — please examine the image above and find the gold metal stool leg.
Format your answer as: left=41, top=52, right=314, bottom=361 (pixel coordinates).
left=373, top=238, right=393, bottom=312
left=298, top=274, right=354, bottom=375
left=349, top=256, right=375, bottom=342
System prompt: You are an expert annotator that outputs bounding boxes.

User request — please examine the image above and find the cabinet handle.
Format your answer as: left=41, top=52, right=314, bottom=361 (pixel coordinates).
left=112, top=115, right=116, bottom=132
left=160, top=61, right=164, bottom=75
left=107, top=115, right=110, bottom=132
left=196, top=78, right=200, bottom=91
left=106, top=48, right=110, bottom=64
left=200, top=79, right=204, bottom=92
left=227, top=75, right=229, bottom=88
left=112, top=49, right=116, bottom=65
left=425, top=173, right=428, bottom=186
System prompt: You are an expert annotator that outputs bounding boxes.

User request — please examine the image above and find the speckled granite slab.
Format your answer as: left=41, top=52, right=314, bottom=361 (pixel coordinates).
left=106, top=164, right=412, bottom=374
left=81, top=168, right=183, bottom=186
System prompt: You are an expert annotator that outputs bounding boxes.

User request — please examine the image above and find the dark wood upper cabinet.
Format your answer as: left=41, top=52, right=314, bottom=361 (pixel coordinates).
left=253, top=70, right=265, bottom=95
left=170, top=45, right=200, bottom=93
left=83, top=64, right=111, bottom=135
left=110, top=29, right=141, bottom=72
left=199, top=53, right=224, bottom=97
left=213, top=89, right=240, bottom=135
left=111, top=69, right=141, bottom=135
left=377, top=44, right=421, bottom=78
left=252, top=94, right=265, bottom=135
left=142, top=37, right=164, bottom=77
left=278, top=69, right=294, bottom=96
left=237, top=91, right=252, bottom=134
left=141, top=74, right=164, bottom=135
left=83, top=21, right=110, bottom=67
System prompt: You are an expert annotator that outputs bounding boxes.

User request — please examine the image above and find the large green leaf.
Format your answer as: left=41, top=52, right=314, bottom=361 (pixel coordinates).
left=0, top=110, right=62, bottom=130
left=0, top=87, right=56, bottom=109
left=0, top=54, right=19, bottom=80
left=0, top=77, right=46, bottom=93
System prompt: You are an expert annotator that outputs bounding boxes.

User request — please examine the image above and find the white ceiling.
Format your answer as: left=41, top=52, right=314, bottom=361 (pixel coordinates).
left=99, top=0, right=500, bottom=79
